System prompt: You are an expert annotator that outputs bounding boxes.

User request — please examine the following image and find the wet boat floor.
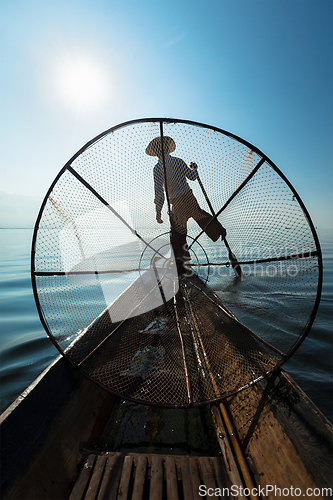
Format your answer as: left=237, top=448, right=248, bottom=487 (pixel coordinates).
left=94, top=398, right=222, bottom=456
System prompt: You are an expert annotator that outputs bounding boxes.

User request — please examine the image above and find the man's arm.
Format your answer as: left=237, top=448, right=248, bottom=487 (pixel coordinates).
left=184, top=161, right=199, bottom=181
left=153, top=166, right=164, bottom=223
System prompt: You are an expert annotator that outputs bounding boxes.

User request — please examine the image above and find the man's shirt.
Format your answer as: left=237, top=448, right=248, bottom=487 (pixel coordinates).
left=153, top=155, right=198, bottom=211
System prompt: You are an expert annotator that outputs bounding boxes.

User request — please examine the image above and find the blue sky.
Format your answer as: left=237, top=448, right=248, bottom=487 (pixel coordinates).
left=0, top=0, right=332, bottom=228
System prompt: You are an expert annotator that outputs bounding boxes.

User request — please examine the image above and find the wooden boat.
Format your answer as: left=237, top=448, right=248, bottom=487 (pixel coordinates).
left=1, top=275, right=332, bottom=500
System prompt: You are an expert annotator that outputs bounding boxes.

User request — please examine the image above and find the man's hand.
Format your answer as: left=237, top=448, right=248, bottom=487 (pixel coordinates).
left=156, top=213, right=163, bottom=224
left=190, top=162, right=198, bottom=169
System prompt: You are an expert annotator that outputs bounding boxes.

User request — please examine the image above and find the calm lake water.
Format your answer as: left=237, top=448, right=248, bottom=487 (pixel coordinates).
left=0, top=228, right=332, bottom=422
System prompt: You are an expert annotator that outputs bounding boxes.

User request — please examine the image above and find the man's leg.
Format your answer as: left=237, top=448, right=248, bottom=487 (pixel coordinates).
left=188, top=191, right=226, bottom=242
left=170, top=196, right=191, bottom=275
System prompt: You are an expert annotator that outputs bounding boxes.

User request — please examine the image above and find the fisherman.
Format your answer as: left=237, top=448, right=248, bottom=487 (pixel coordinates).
left=146, top=136, right=227, bottom=276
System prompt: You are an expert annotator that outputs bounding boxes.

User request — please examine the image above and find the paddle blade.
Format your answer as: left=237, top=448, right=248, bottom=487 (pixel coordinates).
left=228, top=249, right=243, bottom=280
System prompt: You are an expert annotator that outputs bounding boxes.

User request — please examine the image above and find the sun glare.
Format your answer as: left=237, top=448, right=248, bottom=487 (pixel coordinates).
left=56, top=56, right=108, bottom=110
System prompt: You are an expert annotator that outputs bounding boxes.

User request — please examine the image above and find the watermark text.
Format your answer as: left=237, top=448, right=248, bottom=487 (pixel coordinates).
left=198, top=484, right=332, bottom=497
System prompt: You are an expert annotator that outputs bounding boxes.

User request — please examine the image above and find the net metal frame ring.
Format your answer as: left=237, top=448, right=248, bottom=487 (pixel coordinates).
left=31, top=117, right=323, bottom=408
left=138, top=232, right=211, bottom=286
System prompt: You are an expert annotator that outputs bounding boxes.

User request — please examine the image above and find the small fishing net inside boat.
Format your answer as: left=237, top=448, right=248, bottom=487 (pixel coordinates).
left=32, top=118, right=322, bottom=407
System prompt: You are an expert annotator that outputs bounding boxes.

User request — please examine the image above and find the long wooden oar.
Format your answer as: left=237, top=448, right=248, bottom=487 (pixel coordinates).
left=196, top=173, right=243, bottom=280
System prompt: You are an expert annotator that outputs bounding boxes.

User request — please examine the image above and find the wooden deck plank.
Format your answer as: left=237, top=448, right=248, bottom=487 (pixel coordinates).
left=69, top=454, right=96, bottom=500
left=132, top=455, right=147, bottom=500
left=70, top=452, right=232, bottom=500
left=188, top=457, right=201, bottom=500
left=150, top=454, right=164, bottom=500
left=85, top=455, right=107, bottom=500
left=97, top=453, right=123, bottom=500
left=165, top=456, right=179, bottom=500
left=213, top=457, right=231, bottom=491
left=117, top=455, right=133, bottom=500
left=180, top=456, right=193, bottom=500
left=199, top=457, right=216, bottom=491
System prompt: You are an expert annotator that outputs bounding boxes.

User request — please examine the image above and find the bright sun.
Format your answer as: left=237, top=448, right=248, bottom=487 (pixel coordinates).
left=56, top=56, right=108, bottom=110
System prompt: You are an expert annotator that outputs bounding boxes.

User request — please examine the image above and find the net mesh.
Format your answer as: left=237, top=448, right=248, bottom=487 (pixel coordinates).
left=32, top=118, right=321, bottom=407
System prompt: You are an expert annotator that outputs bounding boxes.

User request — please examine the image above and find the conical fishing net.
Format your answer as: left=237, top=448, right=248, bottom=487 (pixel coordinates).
left=32, top=118, right=322, bottom=407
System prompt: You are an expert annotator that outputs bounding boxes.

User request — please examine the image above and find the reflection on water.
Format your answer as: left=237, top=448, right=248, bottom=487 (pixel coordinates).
left=0, top=228, right=332, bottom=422
left=0, top=230, right=57, bottom=412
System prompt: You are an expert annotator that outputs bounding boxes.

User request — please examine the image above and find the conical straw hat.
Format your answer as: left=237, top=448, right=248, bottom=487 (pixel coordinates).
left=146, top=136, right=176, bottom=156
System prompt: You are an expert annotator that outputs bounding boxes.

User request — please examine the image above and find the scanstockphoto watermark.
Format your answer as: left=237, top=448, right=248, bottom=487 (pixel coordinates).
left=204, top=261, right=300, bottom=279
left=191, top=242, right=315, bottom=279
left=224, top=242, right=314, bottom=262
left=198, top=484, right=333, bottom=497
